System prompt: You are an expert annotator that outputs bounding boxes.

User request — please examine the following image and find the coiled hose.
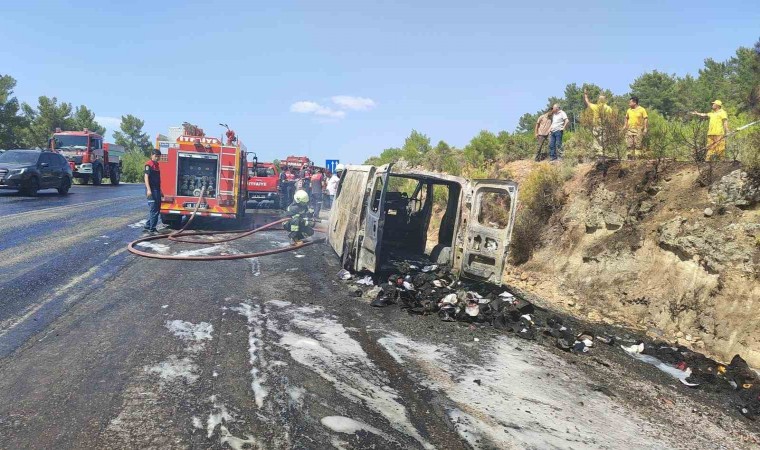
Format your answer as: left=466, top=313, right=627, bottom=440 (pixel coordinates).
left=127, top=187, right=325, bottom=260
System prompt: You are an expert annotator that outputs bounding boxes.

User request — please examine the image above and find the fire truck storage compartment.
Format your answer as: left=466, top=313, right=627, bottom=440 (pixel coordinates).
left=177, top=152, right=219, bottom=198
left=378, top=174, right=461, bottom=269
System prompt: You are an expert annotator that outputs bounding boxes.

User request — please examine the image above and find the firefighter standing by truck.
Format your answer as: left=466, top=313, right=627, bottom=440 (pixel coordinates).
left=143, top=149, right=163, bottom=234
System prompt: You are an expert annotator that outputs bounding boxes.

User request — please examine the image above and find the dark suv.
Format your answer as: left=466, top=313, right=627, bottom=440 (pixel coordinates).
left=0, top=150, right=73, bottom=196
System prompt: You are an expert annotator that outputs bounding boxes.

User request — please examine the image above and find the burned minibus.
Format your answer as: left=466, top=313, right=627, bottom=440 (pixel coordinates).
left=327, top=164, right=518, bottom=285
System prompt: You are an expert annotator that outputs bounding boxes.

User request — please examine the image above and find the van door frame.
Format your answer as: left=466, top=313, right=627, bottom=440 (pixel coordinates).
left=357, top=163, right=392, bottom=273
left=454, top=180, right=518, bottom=285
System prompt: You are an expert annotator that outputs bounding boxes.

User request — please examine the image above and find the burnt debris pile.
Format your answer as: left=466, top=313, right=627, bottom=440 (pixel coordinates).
left=342, top=263, right=609, bottom=355
left=338, top=263, right=760, bottom=422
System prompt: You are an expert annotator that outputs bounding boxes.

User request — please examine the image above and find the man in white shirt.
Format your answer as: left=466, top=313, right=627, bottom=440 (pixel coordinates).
left=326, top=164, right=343, bottom=209
left=548, top=104, right=569, bottom=161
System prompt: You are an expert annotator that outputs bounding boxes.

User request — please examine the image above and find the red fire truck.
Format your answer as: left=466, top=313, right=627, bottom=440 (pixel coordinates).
left=156, top=124, right=248, bottom=229
left=247, top=161, right=282, bottom=208
left=49, top=128, right=124, bottom=185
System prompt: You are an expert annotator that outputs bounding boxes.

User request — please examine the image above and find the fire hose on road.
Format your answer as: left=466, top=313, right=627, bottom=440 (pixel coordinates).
left=127, top=187, right=325, bottom=261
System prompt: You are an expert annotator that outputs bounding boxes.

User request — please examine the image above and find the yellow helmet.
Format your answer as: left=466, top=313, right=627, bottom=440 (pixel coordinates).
left=294, top=189, right=309, bottom=204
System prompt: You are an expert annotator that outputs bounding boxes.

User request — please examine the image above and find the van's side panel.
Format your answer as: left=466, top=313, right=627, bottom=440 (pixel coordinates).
left=327, top=165, right=375, bottom=269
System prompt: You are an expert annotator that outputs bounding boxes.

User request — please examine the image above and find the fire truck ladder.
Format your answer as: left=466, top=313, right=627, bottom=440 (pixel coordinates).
left=218, top=146, right=238, bottom=196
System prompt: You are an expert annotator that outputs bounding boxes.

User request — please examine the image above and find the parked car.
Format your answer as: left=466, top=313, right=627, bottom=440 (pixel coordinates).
left=328, top=163, right=518, bottom=285
left=0, top=149, right=73, bottom=196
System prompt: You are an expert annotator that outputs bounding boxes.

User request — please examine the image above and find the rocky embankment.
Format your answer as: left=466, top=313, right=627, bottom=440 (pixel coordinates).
left=507, top=161, right=760, bottom=367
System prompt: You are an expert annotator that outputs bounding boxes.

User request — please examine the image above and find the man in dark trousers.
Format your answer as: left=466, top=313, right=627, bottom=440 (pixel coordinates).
left=310, top=169, right=324, bottom=217
left=143, top=149, right=163, bottom=234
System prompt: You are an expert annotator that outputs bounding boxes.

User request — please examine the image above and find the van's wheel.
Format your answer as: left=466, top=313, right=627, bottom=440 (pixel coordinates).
left=23, top=177, right=40, bottom=196
left=74, top=175, right=89, bottom=185
left=110, top=167, right=121, bottom=186
left=58, top=177, right=71, bottom=195
left=92, top=166, right=103, bottom=185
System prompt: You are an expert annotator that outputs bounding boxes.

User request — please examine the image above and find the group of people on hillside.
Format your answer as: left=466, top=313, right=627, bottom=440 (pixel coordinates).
left=279, top=163, right=344, bottom=216
left=534, top=90, right=730, bottom=162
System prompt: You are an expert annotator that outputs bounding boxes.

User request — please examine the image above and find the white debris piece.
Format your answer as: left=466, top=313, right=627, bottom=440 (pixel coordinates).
left=421, top=265, right=438, bottom=272
left=337, top=269, right=352, bottom=280
left=355, top=276, right=374, bottom=286
left=441, top=293, right=458, bottom=305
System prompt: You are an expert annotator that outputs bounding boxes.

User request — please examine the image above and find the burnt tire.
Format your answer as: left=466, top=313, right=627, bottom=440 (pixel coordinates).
left=58, top=177, right=71, bottom=195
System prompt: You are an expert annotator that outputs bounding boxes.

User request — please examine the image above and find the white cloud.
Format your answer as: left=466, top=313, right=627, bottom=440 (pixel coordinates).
left=95, top=116, right=122, bottom=139
left=289, top=101, right=345, bottom=119
left=331, top=96, right=376, bottom=111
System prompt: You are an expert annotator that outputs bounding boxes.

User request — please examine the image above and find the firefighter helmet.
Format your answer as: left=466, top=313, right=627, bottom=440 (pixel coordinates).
left=294, top=189, right=309, bottom=204
left=336, top=163, right=345, bottom=173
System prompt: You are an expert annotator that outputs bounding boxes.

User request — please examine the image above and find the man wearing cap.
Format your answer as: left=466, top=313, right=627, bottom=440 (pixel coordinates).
left=691, top=100, right=729, bottom=160
left=143, top=149, right=163, bottom=234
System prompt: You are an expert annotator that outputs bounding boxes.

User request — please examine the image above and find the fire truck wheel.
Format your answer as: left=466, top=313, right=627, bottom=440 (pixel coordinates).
left=57, top=177, right=71, bottom=195
left=74, top=175, right=89, bottom=185
left=110, top=166, right=121, bottom=186
left=92, top=166, right=103, bottom=185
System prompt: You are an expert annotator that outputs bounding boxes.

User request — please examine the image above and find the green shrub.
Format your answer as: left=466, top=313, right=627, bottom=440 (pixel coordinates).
left=121, top=150, right=148, bottom=183
left=510, top=163, right=565, bottom=264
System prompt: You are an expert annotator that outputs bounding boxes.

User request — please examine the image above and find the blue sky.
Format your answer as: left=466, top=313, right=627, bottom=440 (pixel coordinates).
left=2, top=0, right=758, bottom=164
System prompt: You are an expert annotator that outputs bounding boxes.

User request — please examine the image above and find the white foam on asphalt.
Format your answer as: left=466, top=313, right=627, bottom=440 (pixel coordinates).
left=220, top=425, right=259, bottom=450
left=379, top=334, right=667, bottom=449
left=174, top=245, right=228, bottom=257
left=267, top=299, right=291, bottom=308
left=145, top=355, right=199, bottom=384
left=192, top=416, right=203, bottom=429
left=206, top=396, right=235, bottom=438
left=165, top=320, right=213, bottom=353
left=268, top=305, right=434, bottom=450
left=231, top=303, right=268, bottom=408
left=206, top=396, right=261, bottom=449
left=320, top=416, right=383, bottom=436
left=248, top=257, right=261, bottom=276
left=128, top=219, right=147, bottom=229
left=287, top=386, right=306, bottom=406
left=134, top=241, right=170, bottom=253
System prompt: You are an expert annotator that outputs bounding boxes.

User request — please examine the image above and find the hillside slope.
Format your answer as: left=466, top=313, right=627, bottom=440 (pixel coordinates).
left=505, top=160, right=760, bottom=366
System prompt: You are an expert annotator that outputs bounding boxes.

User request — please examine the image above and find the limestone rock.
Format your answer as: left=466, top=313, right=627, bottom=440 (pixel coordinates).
left=709, top=169, right=760, bottom=208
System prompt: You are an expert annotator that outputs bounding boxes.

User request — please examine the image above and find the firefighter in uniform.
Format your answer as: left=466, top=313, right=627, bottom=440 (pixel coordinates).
left=143, top=149, right=163, bottom=234
left=283, top=189, right=315, bottom=244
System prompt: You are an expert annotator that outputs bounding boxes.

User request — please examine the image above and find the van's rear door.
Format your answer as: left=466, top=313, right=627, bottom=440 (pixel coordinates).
left=357, top=164, right=392, bottom=273
left=327, top=165, right=375, bottom=268
left=456, top=180, right=518, bottom=285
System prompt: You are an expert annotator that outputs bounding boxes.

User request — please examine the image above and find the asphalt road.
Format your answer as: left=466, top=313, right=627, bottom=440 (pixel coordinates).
left=0, top=185, right=757, bottom=449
